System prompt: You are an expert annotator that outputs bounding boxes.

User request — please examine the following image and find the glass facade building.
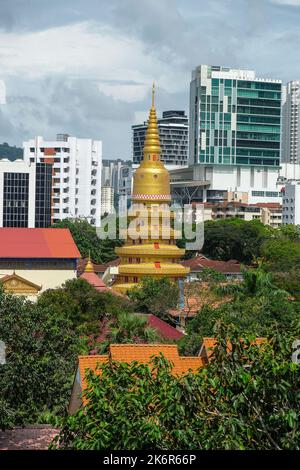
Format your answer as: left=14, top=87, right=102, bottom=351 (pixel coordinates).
left=3, top=172, right=29, bottom=227
left=35, top=163, right=52, bottom=227
left=189, top=65, right=282, bottom=167
left=0, top=161, right=52, bottom=228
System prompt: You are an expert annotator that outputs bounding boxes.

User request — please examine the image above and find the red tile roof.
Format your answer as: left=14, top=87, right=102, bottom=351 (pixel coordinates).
left=0, top=228, right=81, bottom=259
left=80, top=272, right=108, bottom=292
left=147, top=314, right=184, bottom=340
left=182, top=256, right=241, bottom=273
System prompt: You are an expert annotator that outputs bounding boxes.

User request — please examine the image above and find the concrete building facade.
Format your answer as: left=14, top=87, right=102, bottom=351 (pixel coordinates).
left=23, top=134, right=102, bottom=226
left=101, top=186, right=114, bottom=216
left=102, top=159, right=133, bottom=208
left=281, top=80, right=300, bottom=164
left=282, top=181, right=300, bottom=225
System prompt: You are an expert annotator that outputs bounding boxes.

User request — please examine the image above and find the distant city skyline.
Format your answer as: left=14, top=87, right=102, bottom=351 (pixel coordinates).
left=0, top=0, right=300, bottom=157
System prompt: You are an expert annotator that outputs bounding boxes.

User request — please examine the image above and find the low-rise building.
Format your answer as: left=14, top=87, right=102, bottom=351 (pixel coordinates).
left=201, top=201, right=282, bottom=228
left=182, top=255, right=242, bottom=282
left=0, top=228, right=81, bottom=300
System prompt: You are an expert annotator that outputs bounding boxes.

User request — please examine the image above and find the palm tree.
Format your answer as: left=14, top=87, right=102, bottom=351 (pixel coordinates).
left=109, top=312, right=161, bottom=344
left=216, top=269, right=289, bottom=299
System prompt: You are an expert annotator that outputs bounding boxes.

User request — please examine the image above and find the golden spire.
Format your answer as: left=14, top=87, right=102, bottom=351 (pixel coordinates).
left=143, top=82, right=161, bottom=158
left=132, top=83, right=171, bottom=202
left=152, top=82, right=155, bottom=107
left=84, top=251, right=94, bottom=273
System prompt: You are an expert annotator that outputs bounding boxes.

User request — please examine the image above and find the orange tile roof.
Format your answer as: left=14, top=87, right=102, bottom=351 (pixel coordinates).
left=78, top=355, right=108, bottom=393
left=199, top=337, right=267, bottom=362
left=77, top=344, right=204, bottom=391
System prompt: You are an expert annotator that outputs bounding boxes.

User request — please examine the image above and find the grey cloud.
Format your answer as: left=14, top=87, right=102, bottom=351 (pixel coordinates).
left=0, top=75, right=187, bottom=157
left=1, top=0, right=300, bottom=155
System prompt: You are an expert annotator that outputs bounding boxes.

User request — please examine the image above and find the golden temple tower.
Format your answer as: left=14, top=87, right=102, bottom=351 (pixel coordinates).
left=113, top=84, right=189, bottom=294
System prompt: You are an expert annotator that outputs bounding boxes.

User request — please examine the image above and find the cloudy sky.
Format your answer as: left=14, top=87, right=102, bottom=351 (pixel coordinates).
left=0, top=0, right=300, bottom=157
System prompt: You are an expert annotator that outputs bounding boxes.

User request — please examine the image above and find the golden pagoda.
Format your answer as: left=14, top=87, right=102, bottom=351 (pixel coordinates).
left=113, top=84, right=189, bottom=294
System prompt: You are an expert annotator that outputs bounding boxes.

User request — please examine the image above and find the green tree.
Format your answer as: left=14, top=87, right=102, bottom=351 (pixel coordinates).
left=128, top=277, right=179, bottom=319
left=0, top=289, right=79, bottom=429
left=180, top=270, right=299, bottom=356
left=53, top=325, right=300, bottom=450
left=52, top=218, right=122, bottom=263
left=202, top=219, right=269, bottom=263
left=37, top=278, right=133, bottom=328
left=278, top=224, right=300, bottom=241
left=262, top=237, right=300, bottom=272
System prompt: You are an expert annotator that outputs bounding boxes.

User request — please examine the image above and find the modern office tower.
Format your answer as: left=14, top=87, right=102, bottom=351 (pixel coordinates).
left=281, top=80, right=300, bottom=164
left=23, top=134, right=102, bottom=226
left=190, top=65, right=281, bottom=166
left=282, top=181, right=300, bottom=225
left=173, top=65, right=282, bottom=205
left=0, top=160, right=52, bottom=227
left=132, top=110, right=188, bottom=169
left=101, top=186, right=115, bottom=216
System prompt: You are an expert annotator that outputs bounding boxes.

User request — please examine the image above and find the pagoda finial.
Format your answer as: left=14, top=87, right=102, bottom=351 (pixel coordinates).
left=142, top=83, right=161, bottom=158
left=84, top=251, right=94, bottom=273
left=152, top=82, right=155, bottom=108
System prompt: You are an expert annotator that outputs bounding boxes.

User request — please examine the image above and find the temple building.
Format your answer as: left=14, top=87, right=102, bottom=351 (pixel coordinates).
left=0, top=228, right=80, bottom=300
left=113, top=86, right=189, bottom=293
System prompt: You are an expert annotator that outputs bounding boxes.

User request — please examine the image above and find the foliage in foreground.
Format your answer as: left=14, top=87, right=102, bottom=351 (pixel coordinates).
left=52, top=325, right=300, bottom=450
left=0, top=289, right=79, bottom=429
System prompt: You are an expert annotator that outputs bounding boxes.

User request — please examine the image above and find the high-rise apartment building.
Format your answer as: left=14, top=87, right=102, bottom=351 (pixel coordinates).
left=0, top=160, right=52, bottom=227
left=101, top=186, right=114, bottom=216
left=102, top=159, right=133, bottom=207
left=282, top=181, right=300, bottom=225
left=132, top=110, right=188, bottom=169
left=281, top=80, right=300, bottom=164
left=189, top=65, right=281, bottom=167
left=23, top=134, right=102, bottom=226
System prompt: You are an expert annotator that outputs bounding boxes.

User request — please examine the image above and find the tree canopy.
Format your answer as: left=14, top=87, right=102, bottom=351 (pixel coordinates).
left=53, top=325, right=300, bottom=450
left=128, top=277, right=179, bottom=320
left=0, top=288, right=79, bottom=429
left=52, top=219, right=122, bottom=264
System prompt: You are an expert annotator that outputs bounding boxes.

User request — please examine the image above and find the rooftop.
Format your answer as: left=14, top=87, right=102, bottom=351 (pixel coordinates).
left=0, top=228, right=81, bottom=259
left=182, top=256, right=241, bottom=273
left=78, top=344, right=204, bottom=384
